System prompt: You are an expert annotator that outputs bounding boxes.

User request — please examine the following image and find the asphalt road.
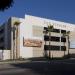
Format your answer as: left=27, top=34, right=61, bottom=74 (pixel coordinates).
left=0, top=59, right=75, bottom=75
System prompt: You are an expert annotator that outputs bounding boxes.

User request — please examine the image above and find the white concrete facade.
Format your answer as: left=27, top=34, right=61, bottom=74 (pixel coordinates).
left=18, top=14, right=75, bottom=58
left=0, top=14, right=75, bottom=60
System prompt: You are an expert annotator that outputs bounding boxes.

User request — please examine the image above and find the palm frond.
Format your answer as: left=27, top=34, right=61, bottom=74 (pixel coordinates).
left=14, top=21, right=20, bottom=26
left=48, top=25, right=54, bottom=32
left=67, top=31, right=70, bottom=34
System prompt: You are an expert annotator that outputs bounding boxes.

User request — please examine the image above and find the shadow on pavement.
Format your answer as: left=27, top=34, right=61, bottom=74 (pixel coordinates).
left=11, top=57, right=75, bottom=75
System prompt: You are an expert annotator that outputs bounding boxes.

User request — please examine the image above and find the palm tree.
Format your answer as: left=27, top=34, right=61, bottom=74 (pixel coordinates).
left=43, top=28, right=48, bottom=57
left=14, top=21, right=20, bottom=59
left=47, top=25, right=54, bottom=59
left=43, top=25, right=54, bottom=59
left=63, top=31, right=70, bottom=57
left=62, top=32, right=66, bottom=56
left=66, top=31, right=70, bottom=56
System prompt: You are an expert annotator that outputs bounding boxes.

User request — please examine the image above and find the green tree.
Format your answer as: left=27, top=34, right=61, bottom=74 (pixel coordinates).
left=0, top=0, right=14, bottom=11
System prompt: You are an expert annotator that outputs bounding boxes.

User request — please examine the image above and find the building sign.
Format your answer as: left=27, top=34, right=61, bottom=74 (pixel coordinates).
left=23, top=38, right=42, bottom=47
left=44, top=21, right=67, bottom=29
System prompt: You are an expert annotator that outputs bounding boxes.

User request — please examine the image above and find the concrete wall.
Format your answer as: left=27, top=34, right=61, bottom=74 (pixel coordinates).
left=2, top=15, right=75, bottom=59
left=18, top=15, right=75, bottom=58
left=22, top=15, right=75, bottom=58
left=25, top=15, right=75, bottom=31
left=3, top=50, right=10, bottom=60
left=0, top=50, right=10, bottom=60
left=19, top=18, right=33, bottom=58
left=1, top=14, right=75, bottom=59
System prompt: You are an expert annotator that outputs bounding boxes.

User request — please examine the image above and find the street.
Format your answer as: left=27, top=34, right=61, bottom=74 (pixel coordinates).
left=0, top=59, right=75, bottom=75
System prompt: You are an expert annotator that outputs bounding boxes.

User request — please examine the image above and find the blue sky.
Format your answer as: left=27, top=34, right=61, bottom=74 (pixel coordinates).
left=0, top=0, right=75, bottom=24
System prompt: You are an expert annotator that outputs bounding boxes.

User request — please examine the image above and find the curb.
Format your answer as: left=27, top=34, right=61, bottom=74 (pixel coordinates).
left=0, top=60, right=30, bottom=64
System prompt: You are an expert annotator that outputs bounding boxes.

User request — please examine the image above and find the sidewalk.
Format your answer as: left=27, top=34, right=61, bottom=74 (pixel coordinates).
left=0, top=57, right=48, bottom=64
left=0, top=60, right=30, bottom=64
left=0, top=57, right=74, bottom=64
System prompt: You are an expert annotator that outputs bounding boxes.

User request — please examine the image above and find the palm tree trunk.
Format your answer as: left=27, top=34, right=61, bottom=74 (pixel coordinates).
left=45, top=33, right=47, bottom=57
left=16, top=26, right=18, bottom=59
left=68, top=36, right=69, bottom=56
left=63, top=34, right=65, bottom=57
left=13, top=37, right=15, bottom=59
left=45, top=40, right=47, bottom=57
left=64, top=41, right=65, bottom=56
left=49, top=32, right=51, bottom=59
left=2, top=49, right=4, bottom=60
left=13, top=28, right=16, bottom=59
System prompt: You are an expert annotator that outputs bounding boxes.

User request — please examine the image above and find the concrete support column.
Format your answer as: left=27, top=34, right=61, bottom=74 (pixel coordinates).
left=16, top=26, right=20, bottom=59
left=10, top=27, right=13, bottom=59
